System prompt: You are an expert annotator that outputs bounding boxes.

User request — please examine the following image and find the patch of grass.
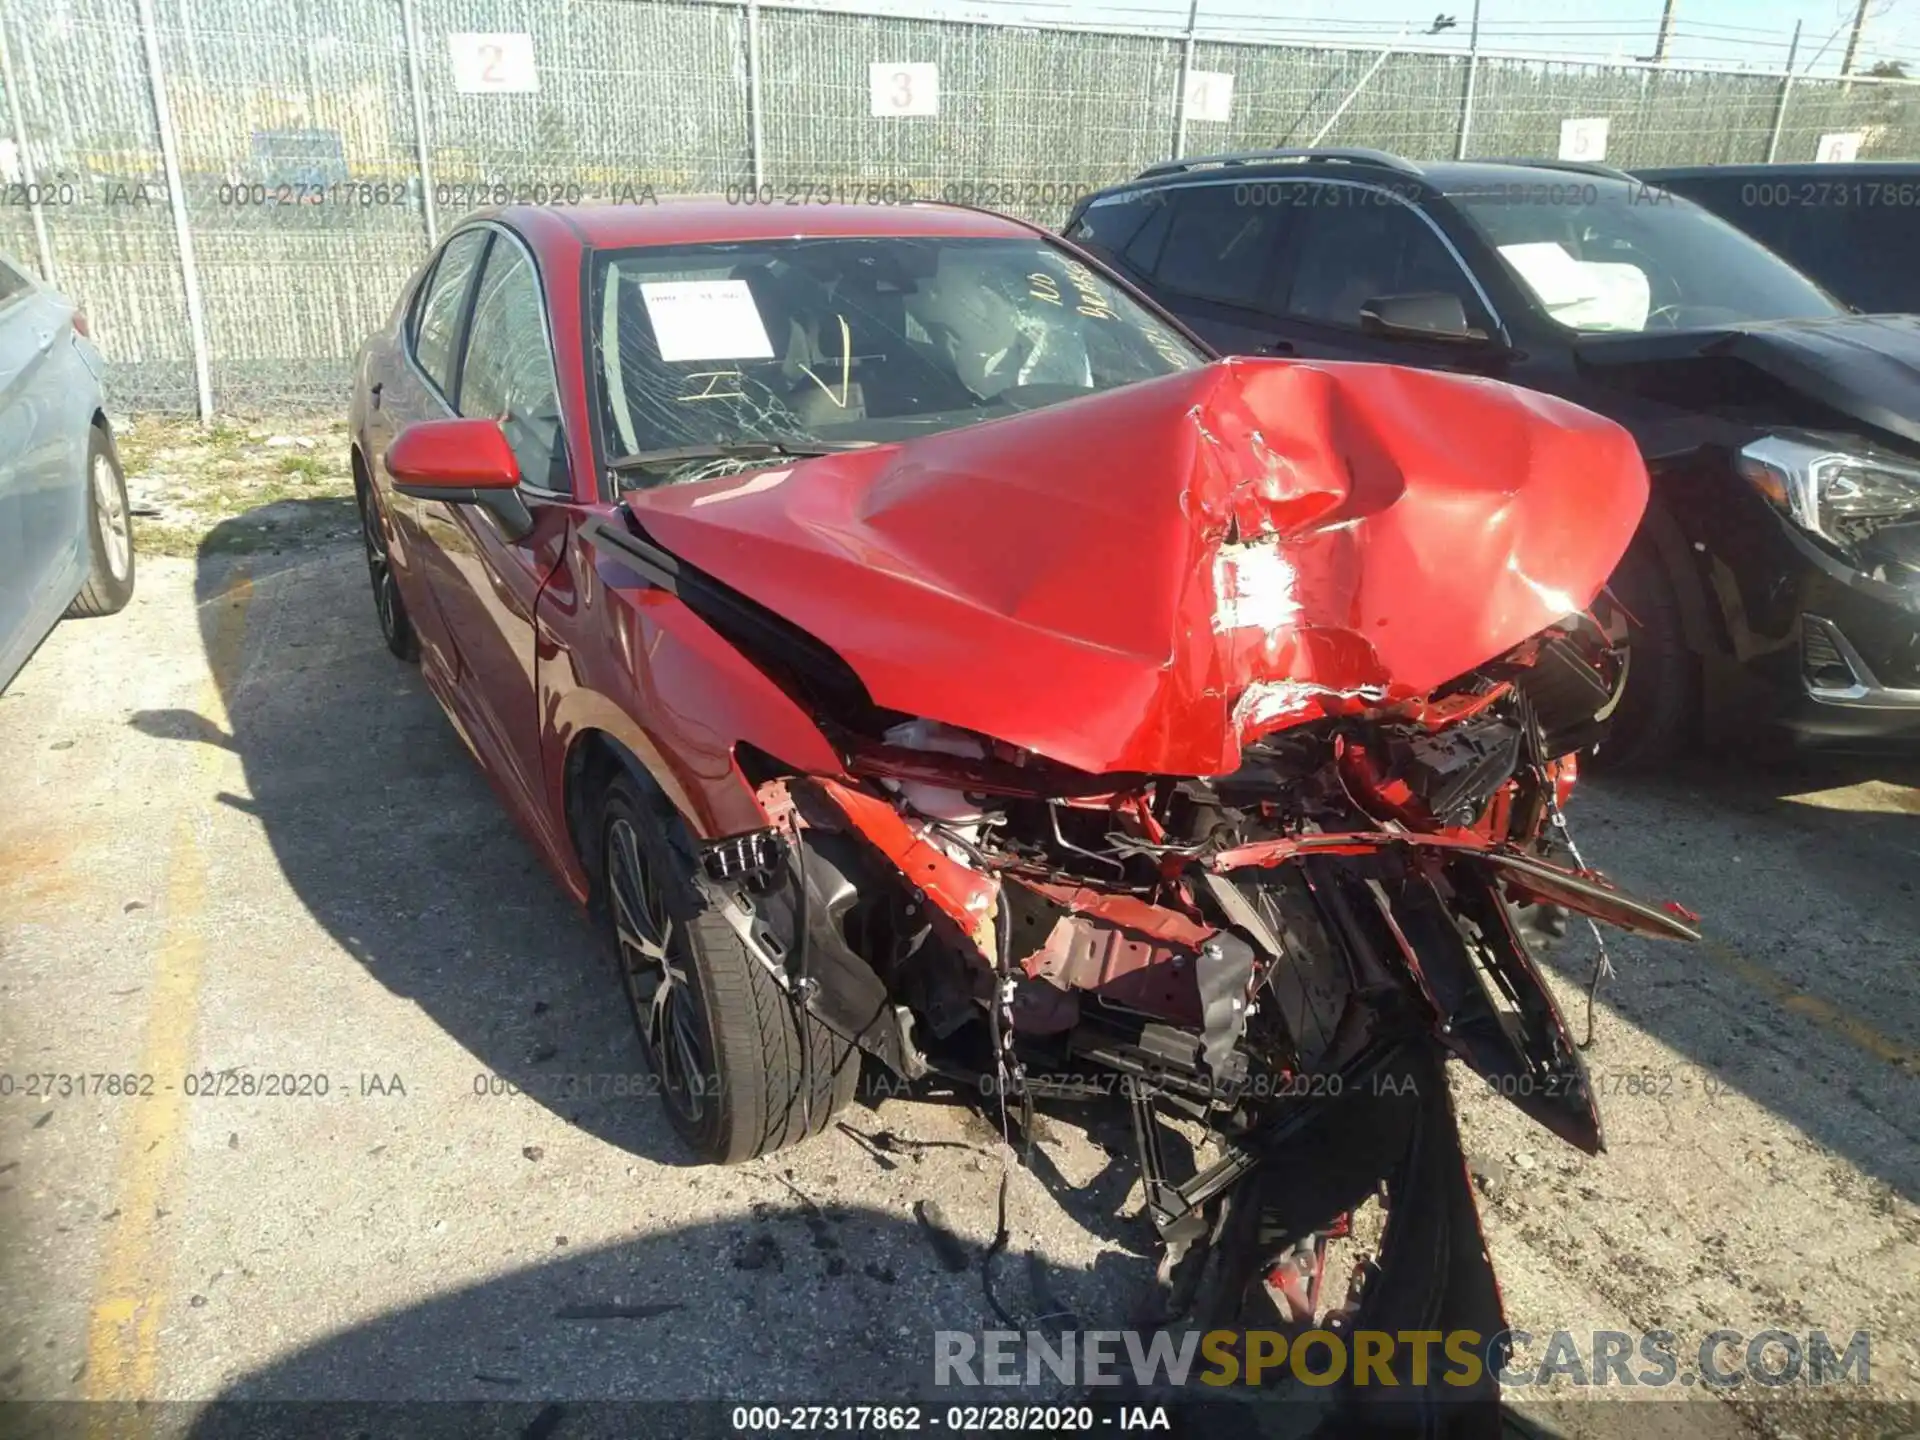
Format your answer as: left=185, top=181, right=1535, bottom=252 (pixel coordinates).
left=274, top=452, right=333, bottom=482
left=118, top=412, right=356, bottom=558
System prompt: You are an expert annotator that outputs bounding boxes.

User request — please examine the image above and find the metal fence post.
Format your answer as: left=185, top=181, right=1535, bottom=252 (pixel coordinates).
left=746, top=0, right=765, bottom=190
left=400, top=0, right=439, bottom=249
left=0, top=18, right=56, bottom=286
left=1766, top=22, right=1801, bottom=164
left=134, top=0, right=213, bottom=423
left=1171, top=0, right=1197, bottom=160
left=1455, top=0, right=1480, bottom=159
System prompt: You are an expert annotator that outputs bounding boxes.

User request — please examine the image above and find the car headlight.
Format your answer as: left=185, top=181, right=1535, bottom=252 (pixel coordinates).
left=1737, top=433, right=1920, bottom=581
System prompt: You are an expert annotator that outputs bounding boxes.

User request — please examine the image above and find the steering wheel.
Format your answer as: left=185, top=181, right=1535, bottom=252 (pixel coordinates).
left=1646, top=302, right=1751, bottom=332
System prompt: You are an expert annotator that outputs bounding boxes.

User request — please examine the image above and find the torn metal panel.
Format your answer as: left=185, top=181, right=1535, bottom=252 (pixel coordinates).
left=1009, top=877, right=1214, bottom=949
left=809, top=775, right=1001, bottom=957
left=1020, top=918, right=1202, bottom=1028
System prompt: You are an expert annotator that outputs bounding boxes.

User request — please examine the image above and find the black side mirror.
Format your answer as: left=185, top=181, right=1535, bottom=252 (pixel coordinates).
left=1359, top=292, right=1494, bottom=345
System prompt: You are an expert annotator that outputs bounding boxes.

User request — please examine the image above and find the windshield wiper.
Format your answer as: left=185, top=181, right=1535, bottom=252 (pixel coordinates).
left=606, top=440, right=872, bottom=474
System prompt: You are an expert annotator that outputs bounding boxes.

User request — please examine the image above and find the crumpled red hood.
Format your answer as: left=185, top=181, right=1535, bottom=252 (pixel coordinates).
left=625, top=357, right=1648, bottom=776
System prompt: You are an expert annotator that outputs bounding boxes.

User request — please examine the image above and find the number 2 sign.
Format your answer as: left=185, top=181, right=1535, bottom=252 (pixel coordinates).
left=870, top=62, right=939, bottom=117
left=450, top=33, right=539, bottom=94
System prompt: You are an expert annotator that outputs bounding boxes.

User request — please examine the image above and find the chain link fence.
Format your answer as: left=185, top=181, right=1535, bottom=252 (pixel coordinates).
left=3, top=0, right=1917, bottom=416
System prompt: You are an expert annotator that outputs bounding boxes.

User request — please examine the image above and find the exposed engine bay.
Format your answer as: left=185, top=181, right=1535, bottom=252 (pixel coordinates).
left=678, top=608, right=1697, bottom=1414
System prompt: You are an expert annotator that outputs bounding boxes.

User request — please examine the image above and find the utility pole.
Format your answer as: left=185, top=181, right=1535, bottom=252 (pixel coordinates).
left=1456, top=0, right=1482, bottom=159
left=1766, top=19, right=1801, bottom=162
left=1172, top=0, right=1200, bottom=160
left=1840, top=0, right=1871, bottom=75
left=1652, top=0, right=1678, bottom=64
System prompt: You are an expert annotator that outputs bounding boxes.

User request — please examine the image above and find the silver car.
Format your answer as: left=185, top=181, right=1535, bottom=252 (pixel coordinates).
left=0, top=252, right=133, bottom=691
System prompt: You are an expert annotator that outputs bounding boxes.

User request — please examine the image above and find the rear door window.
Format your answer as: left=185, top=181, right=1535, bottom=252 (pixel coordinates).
left=411, top=230, right=490, bottom=400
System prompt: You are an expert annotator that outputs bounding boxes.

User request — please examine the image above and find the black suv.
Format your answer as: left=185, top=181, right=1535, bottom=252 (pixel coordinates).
left=1633, top=162, right=1920, bottom=315
left=1065, top=148, right=1920, bottom=761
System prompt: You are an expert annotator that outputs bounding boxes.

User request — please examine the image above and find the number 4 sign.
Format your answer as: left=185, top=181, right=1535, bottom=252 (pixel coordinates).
left=450, top=33, right=539, bottom=94
left=1184, top=70, right=1234, bottom=124
left=870, top=63, right=939, bottom=117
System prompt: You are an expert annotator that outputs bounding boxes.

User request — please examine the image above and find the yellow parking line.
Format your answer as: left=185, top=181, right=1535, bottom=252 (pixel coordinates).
left=83, top=573, right=252, bottom=1421
left=1696, top=936, right=1919, bottom=1072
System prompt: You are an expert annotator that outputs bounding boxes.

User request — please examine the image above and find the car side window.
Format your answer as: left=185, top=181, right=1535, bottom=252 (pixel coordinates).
left=1068, top=191, right=1163, bottom=261
left=1283, top=189, right=1488, bottom=331
left=411, top=230, right=489, bottom=400
left=1149, top=185, right=1286, bottom=310
left=1121, top=195, right=1174, bottom=275
left=458, top=236, right=568, bottom=494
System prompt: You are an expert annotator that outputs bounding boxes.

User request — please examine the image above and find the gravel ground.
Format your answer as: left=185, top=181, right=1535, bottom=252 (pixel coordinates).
left=1, top=507, right=1916, bottom=1438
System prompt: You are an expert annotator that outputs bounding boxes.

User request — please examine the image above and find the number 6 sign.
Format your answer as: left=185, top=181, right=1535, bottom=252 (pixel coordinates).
left=869, top=62, right=939, bottom=117
left=450, top=33, right=539, bottom=94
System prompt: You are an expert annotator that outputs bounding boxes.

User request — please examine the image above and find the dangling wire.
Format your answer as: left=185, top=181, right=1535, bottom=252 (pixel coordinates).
left=786, top=810, right=815, bottom=1136
left=1514, top=687, right=1614, bottom=1050
left=980, top=888, right=1022, bottom=1326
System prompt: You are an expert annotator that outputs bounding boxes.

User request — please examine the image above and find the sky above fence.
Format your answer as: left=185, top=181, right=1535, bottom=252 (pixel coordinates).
left=3, top=0, right=1915, bottom=415
left=830, top=0, right=1920, bottom=76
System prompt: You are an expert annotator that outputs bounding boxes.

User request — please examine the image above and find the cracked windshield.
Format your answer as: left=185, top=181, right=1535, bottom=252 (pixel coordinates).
left=591, top=236, right=1202, bottom=483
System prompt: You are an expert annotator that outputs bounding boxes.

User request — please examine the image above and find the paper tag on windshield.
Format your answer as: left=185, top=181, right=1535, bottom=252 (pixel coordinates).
left=639, top=280, right=775, bottom=363
left=1499, top=242, right=1650, bottom=331
left=1498, top=242, right=1594, bottom=306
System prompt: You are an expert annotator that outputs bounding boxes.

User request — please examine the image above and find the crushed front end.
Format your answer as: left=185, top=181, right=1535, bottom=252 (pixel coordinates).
left=603, top=356, right=1698, bottom=1420
left=690, top=613, right=1697, bottom=1422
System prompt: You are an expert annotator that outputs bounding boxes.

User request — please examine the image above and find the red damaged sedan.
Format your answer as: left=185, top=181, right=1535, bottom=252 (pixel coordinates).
left=349, top=201, right=1695, bottom=1411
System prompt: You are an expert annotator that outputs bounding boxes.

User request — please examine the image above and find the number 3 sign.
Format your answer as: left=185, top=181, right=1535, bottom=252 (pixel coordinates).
left=870, top=62, right=939, bottom=117
left=450, top=33, right=539, bottom=94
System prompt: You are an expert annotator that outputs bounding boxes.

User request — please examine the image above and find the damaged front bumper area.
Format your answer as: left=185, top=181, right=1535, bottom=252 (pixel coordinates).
left=693, top=680, right=1698, bottom=1417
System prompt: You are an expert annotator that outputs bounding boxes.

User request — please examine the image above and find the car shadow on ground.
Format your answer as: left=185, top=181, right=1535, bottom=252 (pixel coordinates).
left=130, top=516, right=678, bottom=1163
left=163, top=1209, right=1175, bottom=1411
left=149, top=1210, right=1600, bottom=1440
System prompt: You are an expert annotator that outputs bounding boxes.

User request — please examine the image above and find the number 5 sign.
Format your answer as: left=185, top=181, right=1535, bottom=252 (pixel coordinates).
left=870, top=63, right=939, bottom=117
left=450, top=33, right=539, bottom=94
left=1558, top=117, right=1610, bottom=162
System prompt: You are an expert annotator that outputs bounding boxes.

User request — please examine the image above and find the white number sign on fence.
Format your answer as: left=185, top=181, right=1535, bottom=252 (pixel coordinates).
left=449, top=33, right=539, bottom=94
left=1558, top=116, right=1610, bottom=162
left=1815, top=131, right=1864, bottom=163
left=870, top=62, right=939, bottom=117
left=1184, top=70, right=1234, bottom=124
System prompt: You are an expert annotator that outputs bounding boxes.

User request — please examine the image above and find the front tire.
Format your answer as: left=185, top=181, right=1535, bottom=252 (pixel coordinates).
left=1590, top=534, right=1695, bottom=769
left=598, top=772, right=856, bottom=1163
left=356, top=470, right=418, bottom=662
left=65, top=425, right=135, bottom=618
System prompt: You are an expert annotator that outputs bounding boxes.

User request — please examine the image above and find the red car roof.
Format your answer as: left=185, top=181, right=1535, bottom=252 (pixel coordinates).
left=504, top=198, right=1043, bottom=254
